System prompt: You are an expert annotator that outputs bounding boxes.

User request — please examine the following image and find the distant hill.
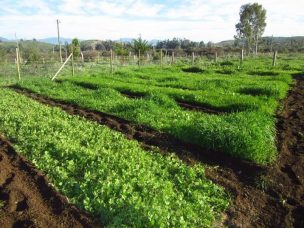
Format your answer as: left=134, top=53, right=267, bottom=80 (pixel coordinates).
left=38, top=37, right=73, bottom=45
left=0, top=40, right=54, bottom=52
left=118, top=38, right=134, bottom=43
left=216, top=36, right=304, bottom=48
left=114, top=38, right=159, bottom=45
left=264, top=36, right=304, bottom=42
left=216, top=40, right=235, bottom=47
left=0, top=37, right=8, bottom=42
left=149, top=39, right=159, bottom=46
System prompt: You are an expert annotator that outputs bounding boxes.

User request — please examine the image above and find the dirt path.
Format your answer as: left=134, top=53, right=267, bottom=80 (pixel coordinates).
left=0, top=135, right=99, bottom=228
left=267, top=75, right=304, bottom=227
left=222, top=75, right=304, bottom=227
left=10, top=77, right=304, bottom=227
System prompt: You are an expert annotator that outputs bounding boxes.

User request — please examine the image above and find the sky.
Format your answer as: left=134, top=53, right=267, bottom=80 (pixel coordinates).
left=0, top=0, right=303, bottom=42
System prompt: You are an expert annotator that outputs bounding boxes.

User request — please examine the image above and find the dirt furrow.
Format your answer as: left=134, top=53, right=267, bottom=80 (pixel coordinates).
left=0, top=135, right=99, bottom=228
left=119, top=90, right=229, bottom=114
left=71, top=81, right=231, bottom=114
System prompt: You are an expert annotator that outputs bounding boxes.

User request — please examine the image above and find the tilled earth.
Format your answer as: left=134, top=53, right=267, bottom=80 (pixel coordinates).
left=0, top=136, right=99, bottom=228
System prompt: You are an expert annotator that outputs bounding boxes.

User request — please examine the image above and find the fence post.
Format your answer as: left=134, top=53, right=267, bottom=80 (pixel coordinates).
left=97, top=52, right=100, bottom=63
left=16, top=48, right=21, bottom=80
left=160, top=49, right=163, bottom=67
left=138, top=49, right=141, bottom=66
left=110, top=49, right=113, bottom=73
left=192, top=52, right=195, bottom=65
left=240, top=49, right=244, bottom=64
left=215, top=52, right=218, bottom=63
left=80, top=52, right=84, bottom=64
left=272, top=51, right=277, bottom=67
left=71, top=53, right=75, bottom=76
left=172, top=51, right=175, bottom=64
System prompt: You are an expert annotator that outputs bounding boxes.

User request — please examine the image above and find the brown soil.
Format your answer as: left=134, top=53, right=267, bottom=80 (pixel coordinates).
left=0, top=135, right=100, bottom=228
left=120, top=90, right=230, bottom=114
left=175, top=100, right=229, bottom=114
left=70, top=81, right=231, bottom=114
left=222, top=75, right=304, bottom=227
left=267, top=75, right=304, bottom=227
left=10, top=75, right=304, bottom=227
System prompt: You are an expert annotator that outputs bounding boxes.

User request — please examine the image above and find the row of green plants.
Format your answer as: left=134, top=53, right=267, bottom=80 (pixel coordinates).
left=64, top=66, right=291, bottom=114
left=0, top=88, right=229, bottom=227
left=15, top=63, right=291, bottom=164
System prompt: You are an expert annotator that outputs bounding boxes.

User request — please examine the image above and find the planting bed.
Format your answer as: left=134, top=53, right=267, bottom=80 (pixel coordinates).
left=0, top=88, right=229, bottom=227
left=0, top=135, right=97, bottom=227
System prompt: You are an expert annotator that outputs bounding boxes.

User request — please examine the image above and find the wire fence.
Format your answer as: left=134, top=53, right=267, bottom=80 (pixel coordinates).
left=0, top=50, right=284, bottom=81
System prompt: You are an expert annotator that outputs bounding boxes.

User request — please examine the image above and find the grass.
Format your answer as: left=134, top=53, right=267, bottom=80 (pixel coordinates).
left=0, top=88, right=229, bottom=227
left=13, top=56, right=296, bottom=164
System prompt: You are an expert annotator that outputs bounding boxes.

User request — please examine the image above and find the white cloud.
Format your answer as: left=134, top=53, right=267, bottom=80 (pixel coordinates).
left=59, top=0, right=85, bottom=15
left=0, top=14, right=236, bottom=42
left=57, top=0, right=163, bottom=17
left=0, top=0, right=303, bottom=41
left=18, top=0, right=53, bottom=15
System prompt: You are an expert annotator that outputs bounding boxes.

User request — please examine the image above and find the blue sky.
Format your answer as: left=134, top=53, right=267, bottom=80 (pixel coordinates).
left=0, top=0, right=303, bottom=41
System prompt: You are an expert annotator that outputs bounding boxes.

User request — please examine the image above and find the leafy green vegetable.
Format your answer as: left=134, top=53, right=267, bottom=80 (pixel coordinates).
left=0, top=88, right=229, bottom=227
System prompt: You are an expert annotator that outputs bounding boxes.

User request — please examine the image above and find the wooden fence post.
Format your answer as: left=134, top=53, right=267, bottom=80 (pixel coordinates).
left=16, top=48, right=21, bottom=80
left=215, top=52, right=218, bottom=63
left=110, top=49, right=113, bottom=73
left=138, top=49, right=141, bottom=66
left=192, top=52, right=195, bottom=65
left=160, top=49, right=163, bottom=67
left=80, top=52, right=84, bottom=64
left=241, top=49, right=244, bottom=64
left=97, top=53, right=100, bottom=63
left=172, top=52, right=175, bottom=64
left=71, top=53, right=75, bottom=76
left=272, top=51, right=277, bottom=67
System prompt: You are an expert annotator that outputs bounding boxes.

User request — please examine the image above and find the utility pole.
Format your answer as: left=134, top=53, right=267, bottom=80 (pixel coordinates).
left=57, top=19, right=63, bottom=63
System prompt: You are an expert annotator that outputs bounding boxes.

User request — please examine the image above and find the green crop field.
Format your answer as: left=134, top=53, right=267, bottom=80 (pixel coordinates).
left=0, top=54, right=303, bottom=227
left=14, top=56, right=298, bottom=164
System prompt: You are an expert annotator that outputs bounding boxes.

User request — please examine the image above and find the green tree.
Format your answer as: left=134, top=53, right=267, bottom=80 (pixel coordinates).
left=23, top=42, right=40, bottom=63
left=69, top=38, right=81, bottom=57
left=235, top=3, right=266, bottom=54
left=133, top=36, right=150, bottom=55
left=114, top=43, right=129, bottom=56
